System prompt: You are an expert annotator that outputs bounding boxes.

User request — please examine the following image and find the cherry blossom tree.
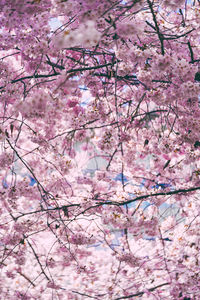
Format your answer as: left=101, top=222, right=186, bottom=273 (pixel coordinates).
left=0, top=0, right=200, bottom=299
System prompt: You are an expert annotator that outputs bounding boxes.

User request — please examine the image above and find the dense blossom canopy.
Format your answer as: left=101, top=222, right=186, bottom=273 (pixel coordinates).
left=0, top=0, right=200, bottom=299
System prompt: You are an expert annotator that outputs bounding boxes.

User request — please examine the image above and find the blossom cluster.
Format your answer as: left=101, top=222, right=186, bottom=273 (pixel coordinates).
left=52, top=20, right=101, bottom=49
left=0, top=0, right=199, bottom=299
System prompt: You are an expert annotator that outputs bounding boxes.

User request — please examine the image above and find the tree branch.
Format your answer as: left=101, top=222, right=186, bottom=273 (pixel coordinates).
left=147, top=0, right=165, bottom=55
left=114, top=282, right=169, bottom=299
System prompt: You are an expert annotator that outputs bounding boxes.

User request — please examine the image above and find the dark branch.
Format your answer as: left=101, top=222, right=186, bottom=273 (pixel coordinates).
left=147, top=0, right=165, bottom=55
left=96, top=185, right=200, bottom=207
left=27, top=239, right=50, bottom=281
left=114, top=282, right=169, bottom=299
